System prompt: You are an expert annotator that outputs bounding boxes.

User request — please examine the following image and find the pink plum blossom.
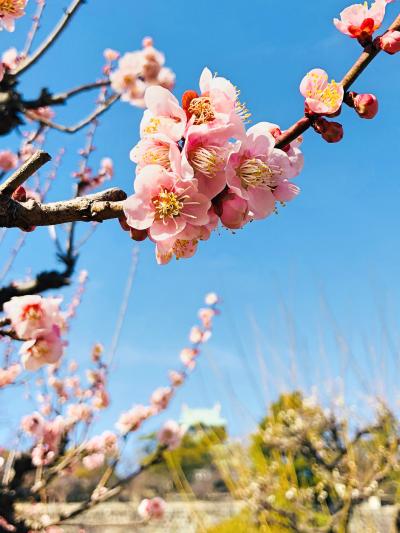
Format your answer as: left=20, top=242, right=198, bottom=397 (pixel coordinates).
left=169, top=370, right=185, bottom=387
left=130, top=134, right=182, bottom=174
left=150, top=387, right=173, bottom=411
left=334, top=0, right=389, bottom=39
left=181, top=125, right=231, bottom=199
left=2, top=47, right=20, bottom=69
left=137, top=497, right=166, bottom=520
left=182, top=68, right=247, bottom=139
left=110, top=52, right=146, bottom=105
left=26, top=106, right=55, bottom=123
left=226, top=123, right=299, bottom=220
left=116, top=404, right=152, bottom=434
left=140, top=86, right=187, bottom=141
left=67, top=403, right=93, bottom=423
left=377, top=30, right=400, bottom=54
left=4, top=295, right=65, bottom=340
left=0, top=0, right=27, bottom=32
left=0, top=150, right=18, bottom=171
left=21, top=412, right=45, bottom=437
left=300, top=69, right=344, bottom=115
left=180, top=347, right=198, bottom=369
left=123, top=165, right=211, bottom=242
left=19, top=327, right=65, bottom=371
left=157, top=420, right=184, bottom=450
left=0, top=364, right=21, bottom=388
left=205, top=292, right=219, bottom=306
left=83, top=453, right=105, bottom=470
left=103, top=48, right=120, bottom=62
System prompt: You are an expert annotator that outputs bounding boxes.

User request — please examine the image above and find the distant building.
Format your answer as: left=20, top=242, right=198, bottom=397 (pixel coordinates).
left=179, top=403, right=227, bottom=432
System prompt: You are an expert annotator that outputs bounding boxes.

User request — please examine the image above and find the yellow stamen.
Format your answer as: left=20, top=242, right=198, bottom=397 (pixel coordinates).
left=142, top=145, right=171, bottom=169
left=0, top=0, right=25, bottom=15
left=153, top=189, right=183, bottom=220
left=237, top=158, right=279, bottom=189
left=188, top=97, right=215, bottom=125
left=189, top=146, right=224, bottom=179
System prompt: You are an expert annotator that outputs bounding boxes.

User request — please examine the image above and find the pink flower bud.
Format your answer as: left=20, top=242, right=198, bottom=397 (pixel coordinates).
left=12, top=186, right=26, bottom=202
left=313, top=118, right=344, bottom=143
left=353, top=93, right=379, bottom=119
left=377, top=30, right=400, bottom=55
left=219, top=192, right=249, bottom=230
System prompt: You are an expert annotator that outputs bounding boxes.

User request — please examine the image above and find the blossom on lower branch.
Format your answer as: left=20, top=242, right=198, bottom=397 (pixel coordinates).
left=3, top=295, right=67, bottom=370
left=122, top=68, right=304, bottom=264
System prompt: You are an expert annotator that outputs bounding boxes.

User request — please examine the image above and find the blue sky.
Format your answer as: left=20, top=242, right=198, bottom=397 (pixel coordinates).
left=1, top=0, right=400, bottom=450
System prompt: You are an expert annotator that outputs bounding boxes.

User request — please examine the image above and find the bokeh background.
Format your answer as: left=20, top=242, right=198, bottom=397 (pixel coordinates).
left=1, top=0, right=400, bottom=455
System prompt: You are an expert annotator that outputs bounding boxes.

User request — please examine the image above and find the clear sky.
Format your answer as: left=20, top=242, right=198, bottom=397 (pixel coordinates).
left=1, top=0, right=400, bottom=451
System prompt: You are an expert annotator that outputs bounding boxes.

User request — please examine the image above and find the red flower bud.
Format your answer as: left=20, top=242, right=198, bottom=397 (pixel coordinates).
left=353, top=93, right=379, bottom=119
left=12, top=186, right=27, bottom=202
left=313, top=118, right=344, bottom=143
left=129, top=228, right=148, bottom=242
left=377, top=30, right=400, bottom=55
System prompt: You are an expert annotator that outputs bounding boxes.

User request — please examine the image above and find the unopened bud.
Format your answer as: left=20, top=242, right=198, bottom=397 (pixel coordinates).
left=12, top=186, right=26, bottom=202
left=130, top=228, right=148, bottom=242
left=313, top=118, right=344, bottom=143
left=376, top=30, right=400, bottom=55
left=353, top=93, right=378, bottom=119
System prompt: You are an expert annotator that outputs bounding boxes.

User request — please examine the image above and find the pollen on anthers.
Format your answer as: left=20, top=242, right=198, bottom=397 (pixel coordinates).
left=189, top=146, right=225, bottom=179
left=188, top=97, right=215, bottom=125
left=237, top=158, right=280, bottom=189
left=152, top=189, right=184, bottom=220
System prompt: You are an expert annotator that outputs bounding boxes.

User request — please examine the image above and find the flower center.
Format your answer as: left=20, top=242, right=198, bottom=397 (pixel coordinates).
left=237, top=158, right=278, bottom=189
left=153, top=189, right=183, bottom=220
left=0, top=0, right=24, bottom=15
left=188, top=97, right=215, bottom=125
left=317, top=81, right=342, bottom=110
left=142, top=144, right=171, bottom=169
left=189, top=146, right=224, bottom=178
left=143, top=118, right=161, bottom=135
left=21, top=303, right=43, bottom=322
left=30, top=340, right=50, bottom=359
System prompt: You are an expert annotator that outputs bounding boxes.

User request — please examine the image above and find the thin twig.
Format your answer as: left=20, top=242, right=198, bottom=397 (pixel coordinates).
left=13, top=0, right=87, bottom=77
left=23, top=94, right=120, bottom=134
left=0, top=151, right=51, bottom=197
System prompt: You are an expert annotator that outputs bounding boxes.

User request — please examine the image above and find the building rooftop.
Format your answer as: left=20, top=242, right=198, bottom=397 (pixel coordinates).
left=179, top=403, right=227, bottom=429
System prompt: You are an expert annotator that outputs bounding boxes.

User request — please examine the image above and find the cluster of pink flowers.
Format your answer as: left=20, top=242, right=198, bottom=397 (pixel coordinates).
left=82, top=430, right=118, bottom=470
left=116, top=292, right=220, bottom=435
left=0, top=0, right=27, bottom=32
left=3, top=295, right=66, bottom=370
left=109, top=37, right=175, bottom=107
left=122, top=68, right=303, bottom=263
left=21, top=412, right=66, bottom=466
left=0, top=363, right=21, bottom=388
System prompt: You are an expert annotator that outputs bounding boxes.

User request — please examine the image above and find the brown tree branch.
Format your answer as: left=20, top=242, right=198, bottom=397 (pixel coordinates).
left=275, top=12, right=400, bottom=150
left=0, top=151, right=51, bottom=197
left=22, top=94, right=120, bottom=134
left=0, top=188, right=126, bottom=230
left=13, top=0, right=87, bottom=77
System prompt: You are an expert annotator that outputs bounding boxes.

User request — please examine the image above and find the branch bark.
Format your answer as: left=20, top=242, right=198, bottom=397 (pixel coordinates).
left=0, top=188, right=126, bottom=229
left=0, top=151, right=51, bottom=197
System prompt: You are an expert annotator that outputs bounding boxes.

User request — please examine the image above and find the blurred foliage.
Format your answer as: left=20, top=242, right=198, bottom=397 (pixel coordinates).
left=208, top=391, right=400, bottom=532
